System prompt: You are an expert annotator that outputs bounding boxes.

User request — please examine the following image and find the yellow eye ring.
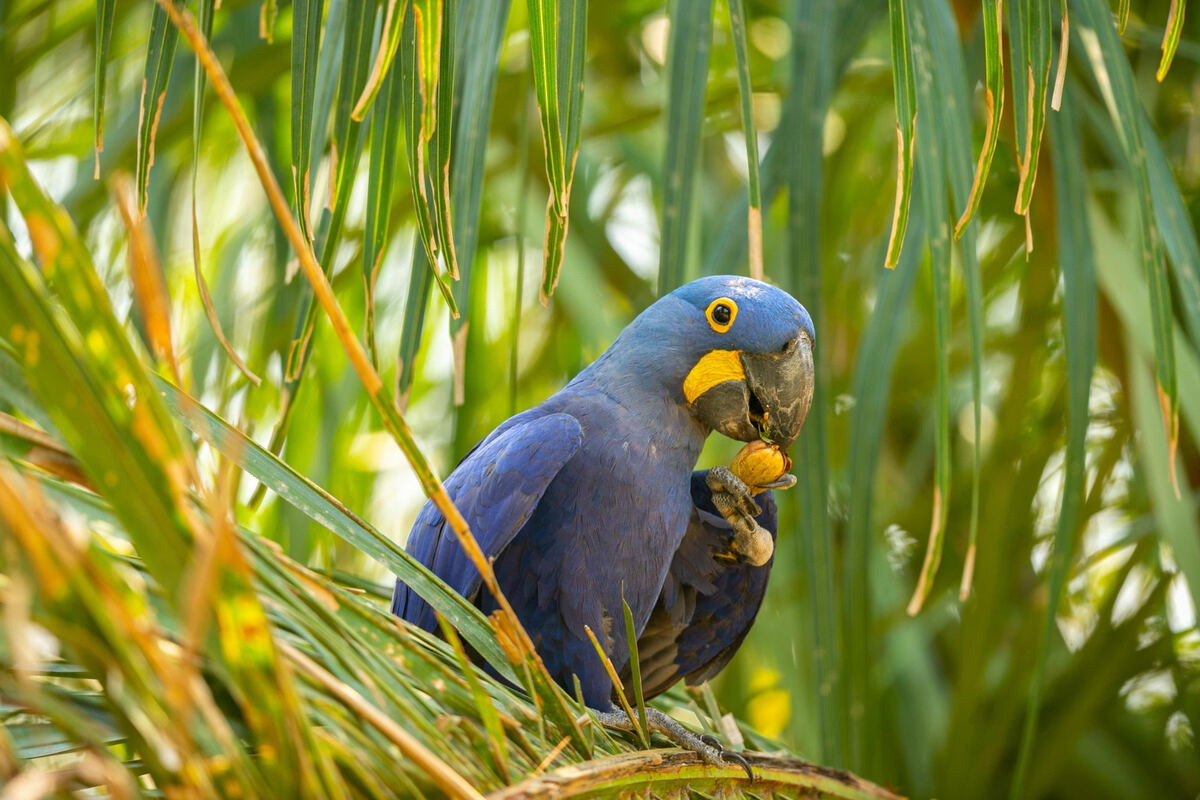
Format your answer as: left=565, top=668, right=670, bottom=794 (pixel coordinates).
left=705, top=297, right=738, bottom=333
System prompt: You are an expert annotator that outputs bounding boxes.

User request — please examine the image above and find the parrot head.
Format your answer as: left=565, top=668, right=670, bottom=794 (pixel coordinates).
left=598, top=275, right=815, bottom=451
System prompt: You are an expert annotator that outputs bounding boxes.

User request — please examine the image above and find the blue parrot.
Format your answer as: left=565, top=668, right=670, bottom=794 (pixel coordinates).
left=393, top=275, right=814, bottom=771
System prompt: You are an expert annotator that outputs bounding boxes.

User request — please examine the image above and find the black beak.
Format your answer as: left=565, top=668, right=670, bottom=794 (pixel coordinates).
left=688, top=332, right=814, bottom=451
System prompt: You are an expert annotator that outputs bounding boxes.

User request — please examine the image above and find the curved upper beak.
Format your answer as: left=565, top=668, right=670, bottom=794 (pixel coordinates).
left=687, top=333, right=814, bottom=451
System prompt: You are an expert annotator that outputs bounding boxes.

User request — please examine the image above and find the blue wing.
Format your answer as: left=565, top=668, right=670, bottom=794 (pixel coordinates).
left=627, top=469, right=778, bottom=699
left=391, top=411, right=584, bottom=632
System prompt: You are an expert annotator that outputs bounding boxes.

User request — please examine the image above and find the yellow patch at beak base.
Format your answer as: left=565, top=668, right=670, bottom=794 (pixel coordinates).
left=683, top=350, right=745, bottom=403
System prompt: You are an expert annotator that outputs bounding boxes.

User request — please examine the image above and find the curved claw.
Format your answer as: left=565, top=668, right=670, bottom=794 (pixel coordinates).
left=756, top=473, right=797, bottom=491
left=698, top=734, right=755, bottom=781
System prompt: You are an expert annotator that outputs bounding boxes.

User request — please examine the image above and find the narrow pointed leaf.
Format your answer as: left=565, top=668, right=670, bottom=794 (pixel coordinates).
left=448, top=0, right=512, bottom=402
left=352, top=0, right=406, bottom=121
left=905, top=3, right=950, bottom=616
left=364, top=51, right=406, bottom=366
left=399, top=0, right=460, bottom=311
left=0, top=124, right=192, bottom=596
left=1156, top=0, right=1185, bottom=82
left=283, top=0, right=378, bottom=383
left=1077, top=0, right=1179, bottom=490
left=918, top=0, right=985, bottom=600
left=884, top=0, right=917, bottom=270
left=1011, top=83, right=1096, bottom=800
left=93, top=0, right=117, bottom=179
left=728, top=0, right=762, bottom=280
left=785, top=0, right=841, bottom=766
left=954, top=0, right=1004, bottom=237
left=291, top=0, right=325, bottom=239
left=1013, top=0, right=1051, bottom=215
left=657, top=0, right=712, bottom=293
left=528, top=0, right=588, bottom=301
left=155, top=378, right=516, bottom=679
left=191, top=0, right=260, bottom=385
left=135, top=2, right=181, bottom=214
left=398, top=244, right=435, bottom=408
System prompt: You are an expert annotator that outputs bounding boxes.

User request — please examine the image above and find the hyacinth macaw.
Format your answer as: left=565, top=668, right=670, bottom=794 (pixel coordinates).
left=392, top=275, right=814, bottom=771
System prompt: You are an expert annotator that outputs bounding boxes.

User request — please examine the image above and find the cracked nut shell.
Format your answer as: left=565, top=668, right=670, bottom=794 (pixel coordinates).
left=729, top=440, right=792, bottom=495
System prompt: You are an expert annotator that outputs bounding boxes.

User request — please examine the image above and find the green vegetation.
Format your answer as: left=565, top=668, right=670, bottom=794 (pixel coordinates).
left=1, top=0, right=1198, bottom=796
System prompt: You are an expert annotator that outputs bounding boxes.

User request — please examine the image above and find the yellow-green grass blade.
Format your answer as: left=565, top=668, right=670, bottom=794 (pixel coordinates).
left=448, top=0, right=512, bottom=403
left=843, top=225, right=923, bottom=776
left=363, top=47, right=405, bottom=366
left=528, top=0, right=588, bottom=301
left=701, top=129, right=785, bottom=277
left=1, top=140, right=329, bottom=793
left=162, top=2, right=558, bottom=703
left=1013, top=0, right=1052, bottom=215
left=582, top=626, right=649, bottom=749
left=1076, top=87, right=1200, bottom=387
left=329, top=0, right=376, bottom=221
left=917, top=0, right=984, bottom=600
left=954, top=0, right=1004, bottom=238
left=657, top=0, right=712, bottom=294
left=93, top=0, right=117, bottom=178
left=399, top=0, right=460, bottom=311
left=352, top=0, right=406, bottom=121
left=0, top=470, right=268, bottom=795
left=1144, top=120, right=1200, bottom=350
left=291, top=0, right=325, bottom=239
left=784, top=0, right=842, bottom=766
left=429, top=0, right=460, bottom=283
left=1156, top=0, right=1185, bottom=81
left=1010, top=84, right=1096, bottom=800
left=437, top=616, right=512, bottom=780
left=135, top=1, right=181, bottom=214
left=0, top=123, right=192, bottom=597
left=398, top=244, right=435, bottom=407
left=155, top=376, right=516, bottom=679
left=1077, top=0, right=1179, bottom=491
left=621, top=598, right=650, bottom=746
left=191, top=0, right=259, bottom=386
left=1088, top=206, right=1200, bottom=606
left=261, top=0, right=278, bottom=39
left=883, top=0, right=917, bottom=270
left=904, top=3, right=950, bottom=617
left=727, top=0, right=762, bottom=280
left=283, top=0, right=377, bottom=381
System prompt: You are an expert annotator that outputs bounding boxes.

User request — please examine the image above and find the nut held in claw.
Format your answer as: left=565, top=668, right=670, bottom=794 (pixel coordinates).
left=730, top=440, right=793, bottom=495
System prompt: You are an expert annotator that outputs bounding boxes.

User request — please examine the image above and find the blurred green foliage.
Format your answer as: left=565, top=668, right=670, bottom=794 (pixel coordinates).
left=2, top=0, right=1200, bottom=797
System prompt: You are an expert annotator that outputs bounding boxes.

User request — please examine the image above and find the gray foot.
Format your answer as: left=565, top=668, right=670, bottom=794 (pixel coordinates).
left=593, top=707, right=755, bottom=781
left=706, top=467, right=774, bottom=567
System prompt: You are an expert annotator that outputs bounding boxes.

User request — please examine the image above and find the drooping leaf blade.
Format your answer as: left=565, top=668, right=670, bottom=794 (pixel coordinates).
left=784, top=0, right=842, bottom=766
left=528, top=0, right=588, bottom=302
left=883, top=0, right=917, bottom=270
left=904, top=1, right=951, bottom=617
left=448, top=0, right=513, bottom=404
left=1013, top=0, right=1052, bottom=216
left=291, top=0, right=325, bottom=239
left=93, top=0, right=117, bottom=178
left=1077, top=0, right=1179, bottom=490
left=1011, top=82, right=1096, bottom=800
left=135, top=2, right=181, bottom=214
left=954, top=0, right=1004, bottom=238
left=657, top=0, right=713, bottom=293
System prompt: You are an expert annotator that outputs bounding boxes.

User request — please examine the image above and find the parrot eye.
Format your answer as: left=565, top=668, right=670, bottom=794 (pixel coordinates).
left=705, top=297, right=738, bottom=333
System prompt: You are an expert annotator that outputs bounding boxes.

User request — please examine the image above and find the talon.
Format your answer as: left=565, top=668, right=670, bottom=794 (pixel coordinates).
left=698, top=733, right=755, bottom=781
left=756, top=473, right=796, bottom=491
left=723, top=750, right=755, bottom=781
